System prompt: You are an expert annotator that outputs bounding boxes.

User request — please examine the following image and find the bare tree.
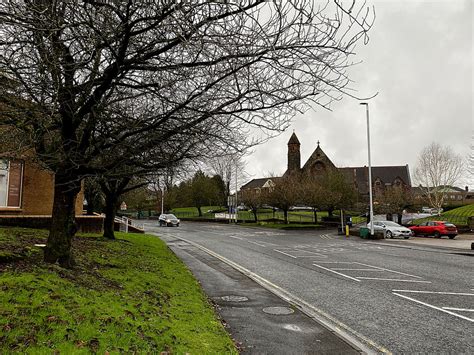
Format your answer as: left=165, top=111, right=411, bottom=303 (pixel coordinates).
left=267, top=175, right=302, bottom=224
left=207, top=152, right=249, bottom=202
left=1, top=1, right=373, bottom=267
left=414, top=142, right=463, bottom=211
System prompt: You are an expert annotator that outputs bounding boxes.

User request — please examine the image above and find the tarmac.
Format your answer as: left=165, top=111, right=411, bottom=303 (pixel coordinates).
left=163, top=232, right=474, bottom=354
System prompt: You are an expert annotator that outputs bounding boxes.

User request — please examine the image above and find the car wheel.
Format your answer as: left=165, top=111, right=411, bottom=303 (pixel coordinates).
left=434, top=231, right=441, bottom=238
left=385, top=230, right=393, bottom=239
left=448, top=235, right=456, bottom=239
left=404, top=236, right=410, bottom=239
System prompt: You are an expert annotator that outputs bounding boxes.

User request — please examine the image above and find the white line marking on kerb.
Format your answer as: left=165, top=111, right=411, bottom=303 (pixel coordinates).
left=357, top=277, right=431, bottom=283
left=442, top=307, right=474, bottom=312
left=392, top=293, right=474, bottom=323
left=392, top=290, right=474, bottom=296
left=313, top=264, right=361, bottom=282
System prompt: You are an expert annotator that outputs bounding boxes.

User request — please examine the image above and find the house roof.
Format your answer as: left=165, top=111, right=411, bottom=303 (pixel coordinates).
left=241, top=177, right=279, bottom=190
left=339, top=165, right=411, bottom=194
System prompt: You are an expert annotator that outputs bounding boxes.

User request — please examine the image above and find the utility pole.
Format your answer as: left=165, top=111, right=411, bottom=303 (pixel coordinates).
left=360, top=102, right=374, bottom=236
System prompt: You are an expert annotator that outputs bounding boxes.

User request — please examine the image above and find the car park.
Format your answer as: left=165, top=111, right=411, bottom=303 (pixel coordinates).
left=366, top=220, right=412, bottom=239
left=409, top=221, right=457, bottom=239
left=159, top=214, right=180, bottom=227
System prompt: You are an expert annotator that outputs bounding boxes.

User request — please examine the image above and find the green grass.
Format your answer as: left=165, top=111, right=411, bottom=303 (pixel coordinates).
left=411, top=204, right=474, bottom=226
left=0, top=227, right=237, bottom=354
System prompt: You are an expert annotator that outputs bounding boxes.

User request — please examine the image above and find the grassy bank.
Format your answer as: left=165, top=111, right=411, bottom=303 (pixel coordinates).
left=0, top=227, right=237, bottom=354
left=412, top=204, right=474, bottom=226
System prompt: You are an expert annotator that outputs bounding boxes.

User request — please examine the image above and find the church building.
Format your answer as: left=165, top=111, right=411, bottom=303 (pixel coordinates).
left=241, top=132, right=412, bottom=199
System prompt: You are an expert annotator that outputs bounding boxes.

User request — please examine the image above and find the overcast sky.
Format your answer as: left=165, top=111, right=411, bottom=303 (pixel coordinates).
left=242, top=0, right=472, bottom=187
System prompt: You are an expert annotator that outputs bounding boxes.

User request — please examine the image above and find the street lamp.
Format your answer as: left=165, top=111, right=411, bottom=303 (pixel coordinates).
left=360, top=102, right=374, bottom=236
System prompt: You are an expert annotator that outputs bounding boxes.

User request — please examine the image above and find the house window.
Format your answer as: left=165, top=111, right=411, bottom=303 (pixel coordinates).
left=0, top=159, right=23, bottom=208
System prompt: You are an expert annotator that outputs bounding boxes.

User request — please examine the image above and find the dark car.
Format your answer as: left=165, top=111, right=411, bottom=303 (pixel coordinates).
left=159, top=214, right=180, bottom=227
left=409, top=221, right=457, bottom=239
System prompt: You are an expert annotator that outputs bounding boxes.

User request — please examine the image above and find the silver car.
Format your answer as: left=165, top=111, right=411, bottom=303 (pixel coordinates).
left=159, top=214, right=180, bottom=227
left=367, top=221, right=412, bottom=239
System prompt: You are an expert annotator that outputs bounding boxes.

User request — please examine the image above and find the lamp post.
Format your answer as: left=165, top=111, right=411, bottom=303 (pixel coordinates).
left=360, top=102, right=374, bottom=236
left=161, top=187, right=164, bottom=215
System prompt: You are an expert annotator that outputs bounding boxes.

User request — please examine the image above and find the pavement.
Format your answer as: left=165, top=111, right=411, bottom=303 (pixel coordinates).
left=159, top=229, right=474, bottom=354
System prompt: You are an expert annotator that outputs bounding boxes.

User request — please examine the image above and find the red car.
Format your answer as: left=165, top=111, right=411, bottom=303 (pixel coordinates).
left=409, top=221, right=458, bottom=239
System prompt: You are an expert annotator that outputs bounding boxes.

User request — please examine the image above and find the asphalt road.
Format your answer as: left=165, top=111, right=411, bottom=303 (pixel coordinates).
left=144, top=221, right=473, bottom=354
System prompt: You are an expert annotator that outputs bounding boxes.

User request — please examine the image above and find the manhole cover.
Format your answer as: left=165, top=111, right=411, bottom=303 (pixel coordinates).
left=262, top=306, right=294, bottom=315
left=220, top=295, right=249, bottom=302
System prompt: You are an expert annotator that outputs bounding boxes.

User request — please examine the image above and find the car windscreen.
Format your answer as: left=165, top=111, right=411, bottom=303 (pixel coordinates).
left=383, top=221, right=401, bottom=227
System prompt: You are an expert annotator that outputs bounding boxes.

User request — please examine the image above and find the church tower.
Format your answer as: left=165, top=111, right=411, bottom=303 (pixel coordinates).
left=287, top=132, right=301, bottom=173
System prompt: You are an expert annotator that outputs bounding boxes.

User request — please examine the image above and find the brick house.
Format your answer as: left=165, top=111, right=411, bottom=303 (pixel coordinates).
left=0, top=158, right=84, bottom=215
left=0, top=157, right=103, bottom=232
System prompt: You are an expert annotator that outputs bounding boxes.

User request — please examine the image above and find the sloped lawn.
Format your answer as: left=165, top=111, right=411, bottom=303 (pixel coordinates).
left=0, top=227, right=237, bottom=354
left=412, top=204, right=474, bottom=226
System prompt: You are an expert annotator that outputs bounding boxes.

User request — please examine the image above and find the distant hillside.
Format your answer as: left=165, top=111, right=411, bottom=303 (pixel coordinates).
left=413, top=204, right=474, bottom=226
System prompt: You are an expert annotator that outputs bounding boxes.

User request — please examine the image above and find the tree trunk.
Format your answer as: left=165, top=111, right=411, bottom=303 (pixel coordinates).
left=284, top=209, right=289, bottom=224
left=197, top=206, right=202, bottom=217
left=103, top=192, right=119, bottom=240
left=253, top=209, right=258, bottom=222
left=44, top=175, right=81, bottom=268
left=313, top=209, right=318, bottom=224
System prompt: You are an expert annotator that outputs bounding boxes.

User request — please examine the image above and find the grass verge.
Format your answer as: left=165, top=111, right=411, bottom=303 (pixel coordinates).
left=0, top=227, right=237, bottom=354
left=411, top=203, right=474, bottom=226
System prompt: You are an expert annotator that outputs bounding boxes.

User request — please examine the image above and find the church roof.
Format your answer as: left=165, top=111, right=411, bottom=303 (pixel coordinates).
left=287, top=132, right=300, bottom=145
left=301, top=143, right=336, bottom=171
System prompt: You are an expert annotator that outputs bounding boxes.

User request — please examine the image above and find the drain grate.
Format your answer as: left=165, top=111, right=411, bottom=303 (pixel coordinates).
left=219, top=295, right=249, bottom=302
left=262, top=306, right=294, bottom=315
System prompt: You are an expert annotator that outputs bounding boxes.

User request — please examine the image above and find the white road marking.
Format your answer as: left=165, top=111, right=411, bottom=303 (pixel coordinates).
left=274, top=249, right=297, bottom=258
left=331, top=268, right=385, bottom=271
left=248, top=240, right=267, bottom=247
left=354, top=262, right=423, bottom=279
left=228, top=235, right=243, bottom=240
left=356, top=277, right=431, bottom=283
left=392, top=290, right=474, bottom=296
left=312, top=264, right=361, bottom=282
left=392, top=292, right=474, bottom=323
left=442, top=307, right=474, bottom=312
left=314, top=262, right=353, bottom=264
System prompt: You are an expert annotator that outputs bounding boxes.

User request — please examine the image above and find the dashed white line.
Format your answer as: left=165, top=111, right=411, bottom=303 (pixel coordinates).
left=331, top=268, right=384, bottom=271
left=356, top=277, right=431, bottom=283
left=312, top=264, right=361, bottom=282
left=248, top=241, right=268, bottom=247
left=392, top=290, right=474, bottom=296
left=274, top=249, right=297, bottom=259
left=392, top=292, right=474, bottom=323
left=228, top=235, right=243, bottom=240
left=442, top=307, right=474, bottom=312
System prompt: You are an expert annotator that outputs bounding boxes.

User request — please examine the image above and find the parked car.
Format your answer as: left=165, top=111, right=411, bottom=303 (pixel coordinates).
left=421, top=207, right=443, bottom=214
left=159, top=214, right=180, bottom=227
left=366, top=221, right=412, bottom=239
left=409, top=221, right=457, bottom=239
